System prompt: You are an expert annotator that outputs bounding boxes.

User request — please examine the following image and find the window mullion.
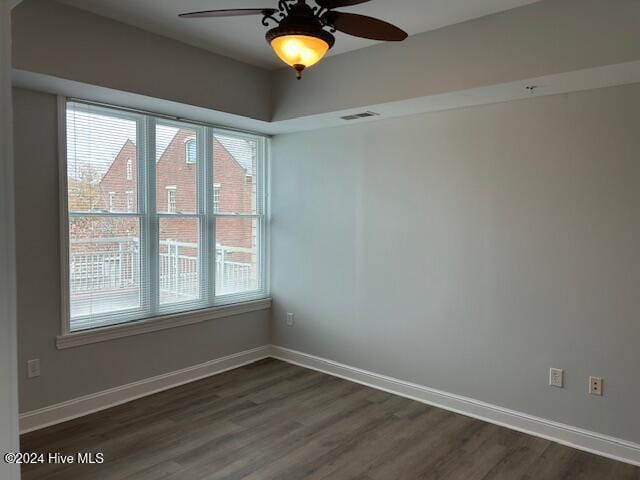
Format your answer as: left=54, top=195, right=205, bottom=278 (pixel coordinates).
left=260, top=136, right=269, bottom=294
left=136, top=116, right=149, bottom=316
left=196, top=126, right=208, bottom=306
left=205, top=127, right=216, bottom=305
left=144, top=116, right=159, bottom=316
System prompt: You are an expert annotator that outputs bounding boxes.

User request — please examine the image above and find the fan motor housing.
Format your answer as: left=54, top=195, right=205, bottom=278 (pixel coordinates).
left=265, top=1, right=335, bottom=48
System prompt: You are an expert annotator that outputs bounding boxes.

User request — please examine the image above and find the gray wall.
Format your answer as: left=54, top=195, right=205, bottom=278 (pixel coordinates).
left=271, top=0, right=640, bottom=121
left=12, top=0, right=272, bottom=121
left=13, top=88, right=270, bottom=413
left=270, top=83, right=640, bottom=443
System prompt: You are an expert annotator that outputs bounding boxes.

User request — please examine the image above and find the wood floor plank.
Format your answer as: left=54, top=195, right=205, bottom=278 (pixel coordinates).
left=442, top=427, right=549, bottom=480
left=20, top=358, right=639, bottom=480
left=232, top=396, right=411, bottom=480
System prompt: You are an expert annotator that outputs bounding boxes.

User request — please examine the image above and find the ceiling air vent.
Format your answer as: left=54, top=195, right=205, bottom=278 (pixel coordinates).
left=340, top=111, right=380, bottom=121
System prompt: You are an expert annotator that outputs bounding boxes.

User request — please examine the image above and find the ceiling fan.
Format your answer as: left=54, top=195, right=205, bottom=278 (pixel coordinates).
left=179, top=0, right=408, bottom=79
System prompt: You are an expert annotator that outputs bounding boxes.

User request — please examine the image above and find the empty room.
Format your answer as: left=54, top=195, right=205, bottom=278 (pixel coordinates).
left=1, top=0, right=640, bottom=478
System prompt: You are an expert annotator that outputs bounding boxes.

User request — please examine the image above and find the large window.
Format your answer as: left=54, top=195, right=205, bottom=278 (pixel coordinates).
left=64, top=101, right=268, bottom=333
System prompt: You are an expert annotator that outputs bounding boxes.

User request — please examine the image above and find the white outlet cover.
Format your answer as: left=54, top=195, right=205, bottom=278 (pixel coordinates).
left=286, top=313, right=294, bottom=326
left=27, top=359, right=41, bottom=378
left=589, top=376, right=603, bottom=396
left=549, top=368, right=563, bottom=388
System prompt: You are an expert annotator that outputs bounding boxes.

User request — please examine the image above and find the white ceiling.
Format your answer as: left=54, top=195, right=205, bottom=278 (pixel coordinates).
left=56, top=0, right=541, bottom=69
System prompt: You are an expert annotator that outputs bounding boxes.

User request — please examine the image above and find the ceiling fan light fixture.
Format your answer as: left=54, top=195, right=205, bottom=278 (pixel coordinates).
left=265, top=1, right=335, bottom=80
left=270, top=34, right=330, bottom=78
left=180, top=1, right=408, bottom=80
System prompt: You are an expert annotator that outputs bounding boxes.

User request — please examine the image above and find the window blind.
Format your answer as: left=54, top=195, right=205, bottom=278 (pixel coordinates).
left=65, top=101, right=268, bottom=332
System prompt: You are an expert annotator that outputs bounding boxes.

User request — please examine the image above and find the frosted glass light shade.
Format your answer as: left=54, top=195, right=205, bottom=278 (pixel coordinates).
left=271, top=35, right=330, bottom=69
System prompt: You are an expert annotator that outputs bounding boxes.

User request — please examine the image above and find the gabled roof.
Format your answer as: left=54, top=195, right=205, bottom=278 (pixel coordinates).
left=99, top=130, right=255, bottom=186
left=100, top=139, right=136, bottom=183
left=216, top=134, right=256, bottom=176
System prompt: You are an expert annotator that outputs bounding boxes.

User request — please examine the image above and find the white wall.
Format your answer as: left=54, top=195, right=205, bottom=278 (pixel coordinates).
left=271, top=83, right=640, bottom=444
left=13, top=88, right=270, bottom=412
left=1, top=1, right=20, bottom=478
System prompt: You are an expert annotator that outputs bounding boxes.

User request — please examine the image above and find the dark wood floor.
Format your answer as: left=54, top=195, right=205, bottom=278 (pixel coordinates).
left=21, top=358, right=639, bottom=480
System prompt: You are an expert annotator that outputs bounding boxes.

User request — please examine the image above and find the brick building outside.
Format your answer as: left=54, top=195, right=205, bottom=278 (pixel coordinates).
left=98, top=129, right=256, bottom=253
left=68, top=129, right=257, bottom=312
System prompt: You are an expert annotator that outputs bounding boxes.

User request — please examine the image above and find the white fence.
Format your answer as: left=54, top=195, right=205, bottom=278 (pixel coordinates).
left=69, top=237, right=253, bottom=300
left=70, top=237, right=138, bottom=293
left=159, top=240, right=198, bottom=300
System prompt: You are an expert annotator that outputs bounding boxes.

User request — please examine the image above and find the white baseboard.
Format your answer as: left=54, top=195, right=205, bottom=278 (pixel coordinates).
left=19, top=345, right=271, bottom=434
left=19, top=343, right=640, bottom=467
left=271, top=345, right=640, bottom=467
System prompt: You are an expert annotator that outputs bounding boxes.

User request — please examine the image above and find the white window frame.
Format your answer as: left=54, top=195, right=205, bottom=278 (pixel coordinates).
left=126, top=158, right=133, bottom=180
left=213, top=183, right=221, bottom=213
left=166, top=186, right=177, bottom=213
left=57, top=97, right=270, bottom=348
left=108, top=192, right=116, bottom=212
left=185, top=137, right=197, bottom=164
left=126, top=190, right=134, bottom=212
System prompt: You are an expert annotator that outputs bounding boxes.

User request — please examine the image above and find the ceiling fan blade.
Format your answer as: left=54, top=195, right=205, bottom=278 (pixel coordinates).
left=324, top=11, right=408, bottom=41
left=316, top=0, right=371, bottom=9
left=179, top=8, right=277, bottom=18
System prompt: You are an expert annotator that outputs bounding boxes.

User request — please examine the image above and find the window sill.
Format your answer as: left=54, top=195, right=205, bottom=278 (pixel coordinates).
left=56, top=298, right=272, bottom=349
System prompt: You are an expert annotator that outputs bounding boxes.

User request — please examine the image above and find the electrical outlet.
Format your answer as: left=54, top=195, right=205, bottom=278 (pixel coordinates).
left=27, top=359, right=40, bottom=378
left=589, top=376, right=603, bottom=396
left=286, top=312, right=294, bottom=327
left=549, top=368, right=563, bottom=388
